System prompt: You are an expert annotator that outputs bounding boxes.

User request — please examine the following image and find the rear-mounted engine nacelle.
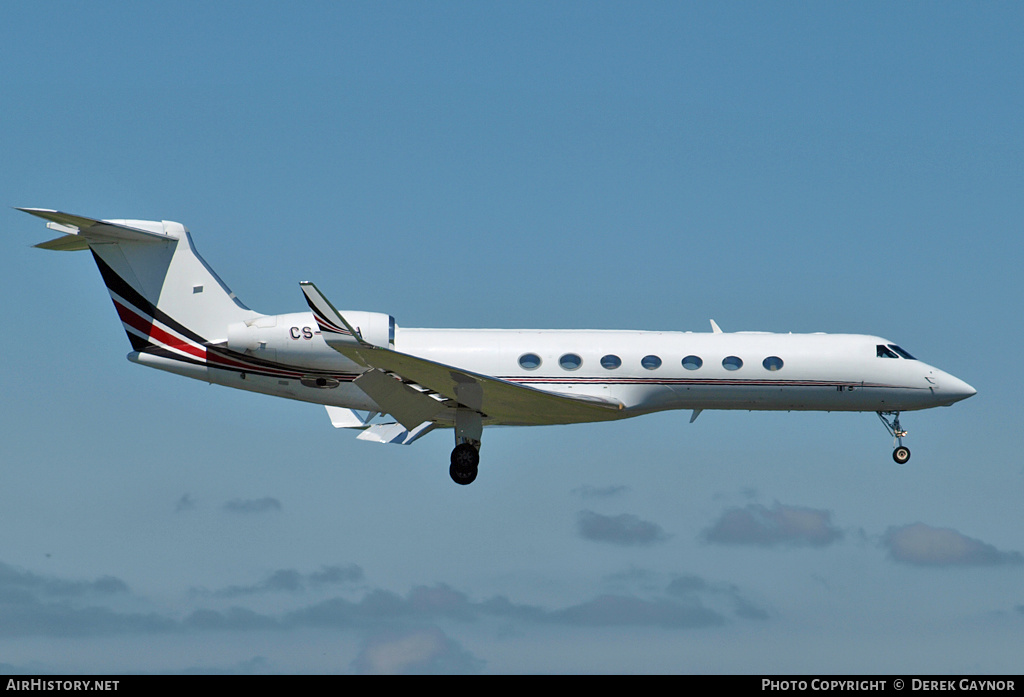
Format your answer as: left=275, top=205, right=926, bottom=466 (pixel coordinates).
left=226, top=311, right=395, bottom=367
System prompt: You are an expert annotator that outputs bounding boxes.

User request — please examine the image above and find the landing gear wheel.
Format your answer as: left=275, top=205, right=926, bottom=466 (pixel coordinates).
left=450, top=443, right=480, bottom=485
left=451, top=443, right=479, bottom=469
left=449, top=461, right=478, bottom=485
left=878, top=412, right=911, bottom=466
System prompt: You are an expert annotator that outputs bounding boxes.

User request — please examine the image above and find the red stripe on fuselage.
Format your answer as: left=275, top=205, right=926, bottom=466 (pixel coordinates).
left=114, top=300, right=207, bottom=362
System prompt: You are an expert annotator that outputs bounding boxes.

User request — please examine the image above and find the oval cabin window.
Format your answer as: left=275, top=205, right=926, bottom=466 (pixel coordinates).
left=641, top=355, right=662, bottom=370
left=682, top=355, right=703, bottom=370
left=518, top=353, right=542, bottom=370
left=723, top=356, right=743, bottom=371
left=559, top=353, right=583, bottom=371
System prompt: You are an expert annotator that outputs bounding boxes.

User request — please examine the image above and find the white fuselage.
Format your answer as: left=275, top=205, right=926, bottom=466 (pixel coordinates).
left=133, top=315, right=975, bottom=425
left=397, top=328, right=972, bottom=417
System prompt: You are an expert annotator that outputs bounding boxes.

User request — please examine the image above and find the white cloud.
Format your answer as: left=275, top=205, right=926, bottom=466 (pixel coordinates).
left=577, top=510, right=669, bottom=546
left=881, top=523, right=1024, bottom=567
left=703, top=502, right=843, bottom=547
left=352, top=628, right=484, bottom=675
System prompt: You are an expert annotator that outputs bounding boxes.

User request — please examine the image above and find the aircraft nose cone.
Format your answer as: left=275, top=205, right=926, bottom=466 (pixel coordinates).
left=954, top=378, right=977, bottom=400
left=942, top=374, right=977, bottom=404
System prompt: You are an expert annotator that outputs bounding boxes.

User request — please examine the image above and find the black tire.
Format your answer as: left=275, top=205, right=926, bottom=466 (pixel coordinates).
left=450, top=462, right=478, bottom=485
left=893, top=446, right=911, bottom=464
left=450, top=443, right=480, bottom=469
left=449, top=443, right=480, bottom=485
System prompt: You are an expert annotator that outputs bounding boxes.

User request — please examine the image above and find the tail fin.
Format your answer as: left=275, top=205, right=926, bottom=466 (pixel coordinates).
left=22, top=208, right=258, bottom=361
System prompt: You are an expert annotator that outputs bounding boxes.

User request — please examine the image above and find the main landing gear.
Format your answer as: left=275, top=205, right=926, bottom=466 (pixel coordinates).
left=450, top=443, right=479, bottom=485
left=877, top=411, right=910, bottom=464
left=449, top=408, right=483, bottom=485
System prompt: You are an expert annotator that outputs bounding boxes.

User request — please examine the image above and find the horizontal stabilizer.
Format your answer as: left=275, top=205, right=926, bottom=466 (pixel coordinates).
left=20, top=208, right=174, bottom=249
left=356, top=419, right=436, bottom=446
left=325, top=406, right=375, bottom=429
left=34, top=234, right=91, bottom=251
left=357, top=421, right=437, bottom=445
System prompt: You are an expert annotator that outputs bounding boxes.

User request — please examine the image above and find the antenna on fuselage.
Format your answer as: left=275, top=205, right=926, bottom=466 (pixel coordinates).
left=710, top=319, right=723, bottom=334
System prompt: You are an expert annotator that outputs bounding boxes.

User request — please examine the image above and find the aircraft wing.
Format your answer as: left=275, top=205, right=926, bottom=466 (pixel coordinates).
left=340, top=343, right=624, bottom=425
left=300, top=282, right=625, bottom=426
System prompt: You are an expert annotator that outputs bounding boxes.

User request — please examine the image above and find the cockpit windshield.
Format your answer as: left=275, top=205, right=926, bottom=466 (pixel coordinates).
left=876, top=344, right=917, bottom=360
left=888, top=344, right=916, bottom=360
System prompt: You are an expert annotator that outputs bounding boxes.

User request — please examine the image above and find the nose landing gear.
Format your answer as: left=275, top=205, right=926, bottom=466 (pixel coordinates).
left=892, top=444, right=911, bottom=464
left=877, top=411, right=910, bottom=464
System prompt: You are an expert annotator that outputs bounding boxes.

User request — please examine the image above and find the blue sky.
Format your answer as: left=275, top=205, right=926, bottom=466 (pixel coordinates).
left=1, top=2, right=1021, bottom=674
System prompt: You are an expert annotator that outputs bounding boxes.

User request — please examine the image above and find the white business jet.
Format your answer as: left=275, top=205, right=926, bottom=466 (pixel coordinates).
left=22, top=208, right=976, bottom=485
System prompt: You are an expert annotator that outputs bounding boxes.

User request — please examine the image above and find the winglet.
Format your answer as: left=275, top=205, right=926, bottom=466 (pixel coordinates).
left=299, top=281, right=370, bottom=347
